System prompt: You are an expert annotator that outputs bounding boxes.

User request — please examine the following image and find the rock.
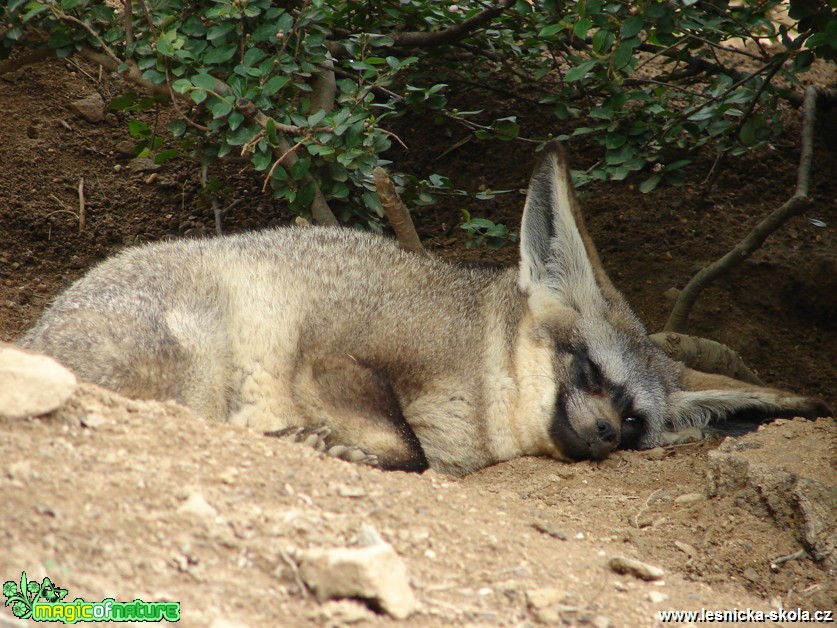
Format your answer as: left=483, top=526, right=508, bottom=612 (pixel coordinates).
left=526, top=586, right=566, bottom=609
left=80, top=413, right=106, bottom=428
left=673, top=540, right=697, bottom=557
left=299, top=542, right=415, bottom=619
left=69, top=93, right=105, bottom=123
left=178, top=493, right=219, bottom=519
left=592, top=615, right=610, bottom=628
left=674, top=492, right=705, bottom=505
left=126, top=157, right=162, bottom=174
left=311, top=600, right=374, bottom=624
left=0, top=344, right=77, bottom=419
left=647, top=591, right=669, bottom=604
left=706, top=420, right=836, bottom=569
left=644, top=447, right=666, bottom=461
left=608, top=556, right=665, bottom=581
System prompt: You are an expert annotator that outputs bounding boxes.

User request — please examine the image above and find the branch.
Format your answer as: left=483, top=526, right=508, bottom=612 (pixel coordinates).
left=325, top=0, right=514, bottom=57
left=373, top=167, right=427, bottom=256
left=390, top=0, right=515, bottom=48
left=637, top=42, right=804, bottom=108
left=663, top=85, right=824, bottom=333
left=649, top=332, right=764, bottom=385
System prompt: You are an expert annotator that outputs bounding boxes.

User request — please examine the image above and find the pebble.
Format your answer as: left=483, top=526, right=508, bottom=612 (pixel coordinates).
left=608, top=556, right=665, bottom=581
left=647, top=591, right=669, bottom=604
left=0, top=344, right=77, bottom=420
left=674, top=492, right=705, bottom=505
left=178, top=493, right=219, bottom=519
left=526, top=586, right=566, bottom=609
left=299, top=541, right=415, bottom=619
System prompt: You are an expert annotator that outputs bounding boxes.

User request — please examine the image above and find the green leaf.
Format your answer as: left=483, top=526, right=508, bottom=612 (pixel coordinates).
left=207, top=23, right=236, bottom=41
left=539, top=23, right=564, bottom=38
left=228, top=111, right=245, bottom=131
left=191, top=73, right=217, bottom=90
left=611, top=42, right=634, bottom=71
left=263, top=75, right=291, bottom=96
left=291, top=157, right=310, bottom=180
left=204, top=45, right=237, bottom=65
left=171, top=78, right=192, bottom=94
left=639, top=174, right=661, bottom=193
left=154, top=149, right=181, bottom=165
left=573, top=17, right=592, bottom=39
left=252, top=149, right=273, bottom=171
left=564, top=58, right=598, bottom=82
left=208, top=98, right=233, bottom=118
left=592, top=29, right=615, bottom=53
left=620, top=15, right=644, bottom=39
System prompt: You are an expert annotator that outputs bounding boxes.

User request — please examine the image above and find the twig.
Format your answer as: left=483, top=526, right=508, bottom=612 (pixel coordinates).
left=77, top=177, right=85, bottom=233
left=390, top=0, right=515, bottom=48
left=263, top=139, right=306, bottom=192
left=769, top=548, right=806, bottom=571
left=663, top=85, right=823, bottom=333
left=633, top=488, right=662, bottom=529
left=649, top=332, right=764, bottom=385
left=277, top=548, right=309, bottom=598
left=373, top=167, right=427, bottom=256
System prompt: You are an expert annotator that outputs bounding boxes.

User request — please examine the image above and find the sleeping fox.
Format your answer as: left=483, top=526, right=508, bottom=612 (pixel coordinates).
left=20, top=143, right=829, bottom=476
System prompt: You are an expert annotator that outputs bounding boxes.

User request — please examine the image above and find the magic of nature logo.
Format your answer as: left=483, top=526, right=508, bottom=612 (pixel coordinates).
left=3, top=571, right=180, bottom=624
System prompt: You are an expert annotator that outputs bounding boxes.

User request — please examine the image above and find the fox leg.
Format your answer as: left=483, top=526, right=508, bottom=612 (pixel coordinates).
left=285, top=354, right=429, bottom=473
left=265, top=424, right=380, bottom=467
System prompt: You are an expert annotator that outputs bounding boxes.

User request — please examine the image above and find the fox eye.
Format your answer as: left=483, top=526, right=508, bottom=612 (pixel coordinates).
left=624, top=414, right=644, bottom=425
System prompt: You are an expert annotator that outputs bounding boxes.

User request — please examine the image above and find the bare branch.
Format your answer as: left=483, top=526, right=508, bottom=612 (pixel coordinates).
left=649, top=332, right=764, bottom=385
left=663, top=85, right=823, bottom=333
left=391, top=0, right=515, bottom=48
left=373, top=167, right=427, bottom=256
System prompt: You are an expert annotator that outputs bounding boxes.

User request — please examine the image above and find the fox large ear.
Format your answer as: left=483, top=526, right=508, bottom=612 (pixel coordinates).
left=669, top=367, right=831, bottom=429
left=518, top=142, right=623, bottom=313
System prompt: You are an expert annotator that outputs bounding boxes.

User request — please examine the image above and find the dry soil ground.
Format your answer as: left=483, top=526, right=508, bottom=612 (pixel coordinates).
left=0, top=56, right=835, bottom=627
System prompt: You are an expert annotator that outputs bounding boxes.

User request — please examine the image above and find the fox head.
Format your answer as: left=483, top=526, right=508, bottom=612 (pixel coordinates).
left=516, top=143, right=829, bottom=461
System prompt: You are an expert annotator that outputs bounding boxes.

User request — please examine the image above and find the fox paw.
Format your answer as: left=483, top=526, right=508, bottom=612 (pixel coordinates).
left=324, top=445, right=379, bottom=467
left=264, top=425, right=378, bottom=466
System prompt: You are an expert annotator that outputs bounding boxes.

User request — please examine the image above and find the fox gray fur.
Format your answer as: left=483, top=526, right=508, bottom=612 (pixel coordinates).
left=20, top=143, right=829, bottom=476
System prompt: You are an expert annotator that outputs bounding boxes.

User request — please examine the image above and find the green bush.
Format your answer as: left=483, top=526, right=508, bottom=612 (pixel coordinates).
left=1, top=0, right=833, bottom=228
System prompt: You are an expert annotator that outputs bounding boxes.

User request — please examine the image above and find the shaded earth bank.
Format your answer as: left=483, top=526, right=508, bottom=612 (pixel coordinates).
left=1, top=57, right=835, bottom=626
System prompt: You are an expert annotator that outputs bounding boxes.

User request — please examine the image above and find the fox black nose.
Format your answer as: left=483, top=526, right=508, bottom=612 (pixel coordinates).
left=596, top=419, right=616, bottom=443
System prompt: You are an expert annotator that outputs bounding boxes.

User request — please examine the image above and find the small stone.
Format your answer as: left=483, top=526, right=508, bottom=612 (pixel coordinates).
left=647, top=591, right=669, bottom=604
left=533, top=607, right=560, bottom=624
left=115, top=140, right=136, bottom=156
left=674, top=492, right=705, bottom=505
left=0, top=344, right=77, bottom=419
left=609, top=556, right=665, bottom=581
left=299, top=542, right=415, bottom=619
left=337, top=484, right=367, bottom=498
left=69, top=93, right=105, bottom=123
left=80, top=413, right=106, bottom=428
left=314, top=600, right=374, bottom=624
left=592, top=615, right=610, bottom=628
left=673, top=540, right=697, bottom=557
left=644, top=447, right=666, bottom=461
left=178, top=493, right=219, bottom=519
left=743, top=567, right=760, bottom=583
left=526, top=586, right=566, bottom=609
left=126, top=157, right=162, bottom=174
left=7, top=460, right=36, bottom=481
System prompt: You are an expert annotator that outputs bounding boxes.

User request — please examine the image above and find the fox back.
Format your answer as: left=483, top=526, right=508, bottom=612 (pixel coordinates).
left=21, top=143, right=828, bottom=476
